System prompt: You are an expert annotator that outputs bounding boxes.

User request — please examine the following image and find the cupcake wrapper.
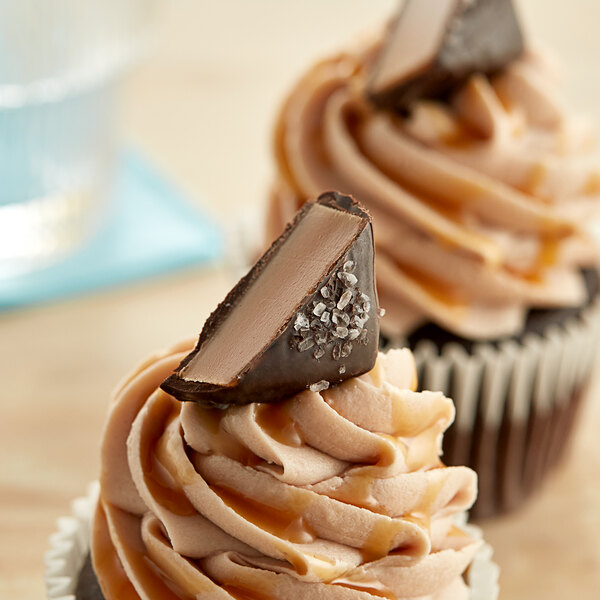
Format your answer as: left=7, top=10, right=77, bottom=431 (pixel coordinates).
left=44, top=483, right=498, bottom=600
left=45, top=482, right=99, bottom=600
left=408, top=295, right=600, bottom=519
left=457, top=513, right=500, bottom=600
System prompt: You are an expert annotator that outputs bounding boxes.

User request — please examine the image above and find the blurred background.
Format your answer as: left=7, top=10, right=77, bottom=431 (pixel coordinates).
left=1, top=1, right=599, bottom=598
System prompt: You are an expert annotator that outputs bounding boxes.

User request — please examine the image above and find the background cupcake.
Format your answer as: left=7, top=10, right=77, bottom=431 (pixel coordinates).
left=267, top=0, right=600, bottom=518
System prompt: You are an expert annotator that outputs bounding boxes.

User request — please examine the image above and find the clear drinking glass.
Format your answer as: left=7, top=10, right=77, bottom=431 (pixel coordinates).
left=0, top=0, right=155, bottom=279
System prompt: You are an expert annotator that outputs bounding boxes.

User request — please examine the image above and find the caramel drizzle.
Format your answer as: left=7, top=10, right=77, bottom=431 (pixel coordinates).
left=584, top=172, right=600, bottom=195
left=255, top=402, right=303, bottom=447
left=333, top=579, right=397, bottom=599
left=391, top=260, right=469, bottom=309
left=96, top=503, right=185, bottom=600
left=350, top=108, right=468, bottom=227
left=359, top=519, right=404, bottom=564
left=448, top=524, right=471, bottom=538
left=189, top=405, right=262, bottom=467
left=143, top=517, right=214, bottom=599
left=211, top=483, right=316, bottom=545
left=141, top=394, right=196, bottom=516
left=92, top=503, right=142, bottom=600
left=415, top=103, right=486, bottom=149
left=394, top=235, right=561, bottom=292
left=517, top=163, right=550, bottom=198
left=505, top=236, right=560, bottom=283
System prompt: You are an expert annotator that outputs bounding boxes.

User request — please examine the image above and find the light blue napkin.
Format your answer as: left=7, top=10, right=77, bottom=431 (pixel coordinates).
left=0, top=151, right=223, bottom=310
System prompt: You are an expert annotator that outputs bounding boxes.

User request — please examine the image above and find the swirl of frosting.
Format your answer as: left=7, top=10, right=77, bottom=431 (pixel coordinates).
left=92, top=342, right=480, bottom=599
left=268, top=44, right=600, bottom=339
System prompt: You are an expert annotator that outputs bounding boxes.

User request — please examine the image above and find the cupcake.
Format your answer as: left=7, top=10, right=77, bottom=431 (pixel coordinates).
left=46, top=193, right=499, bottom=599
left=267, top=0, right=600, bottom=517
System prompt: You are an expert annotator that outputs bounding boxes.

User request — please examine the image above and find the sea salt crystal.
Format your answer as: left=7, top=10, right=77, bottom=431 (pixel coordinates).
left=335, top=326, right=349, bottom=339
left=337, top=290, right=352, bottom=310
left=315, top=331, right=327, bottom=345
left=338, top=272, right=358, bottom=286
left=298, top=338, right=315, bottom=352
left=348, top=328, right=360, bottom=340
left=294, top=313, right=309, bottom=331
left=309, top=380, right=330, bottom=393
left=313, top=302, right=327, bottom=317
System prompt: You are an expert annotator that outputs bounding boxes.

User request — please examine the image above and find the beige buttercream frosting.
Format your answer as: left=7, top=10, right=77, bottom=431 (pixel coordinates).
left=268, top=43, right=600, bottom=340
left=92, top=342, right=480, bottom=599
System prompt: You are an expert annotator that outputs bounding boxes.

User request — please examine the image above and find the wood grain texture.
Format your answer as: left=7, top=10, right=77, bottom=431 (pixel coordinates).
left=1, top=1, right=599, bottom=599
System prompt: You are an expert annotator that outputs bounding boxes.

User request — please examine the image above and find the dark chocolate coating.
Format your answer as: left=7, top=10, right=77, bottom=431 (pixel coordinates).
left=369, top=0, right=524, bottom=112
left=162, top=192, right=379, bottom=407
left=75, top=553, right=105, bottom=600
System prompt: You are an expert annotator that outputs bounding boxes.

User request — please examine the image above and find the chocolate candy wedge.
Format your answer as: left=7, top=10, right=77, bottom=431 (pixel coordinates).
left=161, top=192, right=379, bottom=407
left=368, top=0, right=524, bottom=111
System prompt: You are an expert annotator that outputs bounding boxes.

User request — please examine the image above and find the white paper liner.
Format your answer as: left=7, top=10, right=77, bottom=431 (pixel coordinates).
left=459, top=514, right=500, bottom=600
left=406, top=291, right=600, bottom=517
left=45, top=482, right=99, bottom=600
left=45, top=484, right=499, bottom=600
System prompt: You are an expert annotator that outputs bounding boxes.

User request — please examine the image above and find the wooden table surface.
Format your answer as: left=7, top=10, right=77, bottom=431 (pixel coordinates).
left=1, top=1, right=600, bottom=598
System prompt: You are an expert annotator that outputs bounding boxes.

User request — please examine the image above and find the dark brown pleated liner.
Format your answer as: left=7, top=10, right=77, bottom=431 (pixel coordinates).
left=461, top=382, right=588, bottom=519
left=75, top=553, right=105, bottom=600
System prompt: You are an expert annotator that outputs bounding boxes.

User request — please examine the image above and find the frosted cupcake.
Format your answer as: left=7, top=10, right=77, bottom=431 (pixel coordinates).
left=46, top=193, right=498, bottom=599
left=267, top=0, right=600, bottom=517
